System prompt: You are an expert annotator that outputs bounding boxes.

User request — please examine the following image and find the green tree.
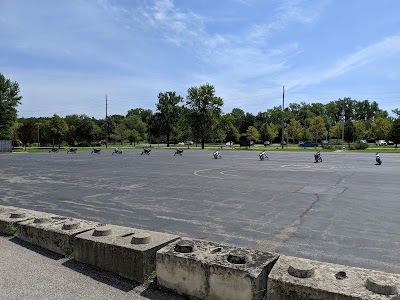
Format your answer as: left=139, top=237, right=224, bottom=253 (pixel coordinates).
left=155, top=91, right=183, bottom=147
left=65, top=114, right=101, bottom=146
left=110, top=123, right=129, bottom=145
left=0, top=73, right=23, bottom=139
left=300, top=129, right=313, bottom=141
left=124, top=116, right=147, bottom=144
left=10, top=121, right=21, bottom=144
left=229, top=108, right=246, bottom=133
left=288, top=118, right=302, bottom=144
left=260, top=123, right=278, bottom=142
left=186, top=83, right=223, bottom=149
left=46, top=114, right=68, bottom=146
left=344, top=120, right=355, bottom=143
left=65, top=124, right=76, bottom=146
left=353, top=120, right=366, bottom=141
left=309, top=116, right=327, bottom=142
left=241, top=113, right=255, bottom=134
left=126, top=108, right=153, bottom=123
left=368, top=117, right=392, bottom=140
left=265, top=106, right=284, bottom=126
left=330, top=122, right=342, bottom=139
left=128, top=129, right=141, bottom=146
left=245, top=126, right=260, bottom=142
left=390, top=118, right=400, bottom=148
left=17, top=123, right=36, bottom=149
left=221, top=115, right=240, bottom=144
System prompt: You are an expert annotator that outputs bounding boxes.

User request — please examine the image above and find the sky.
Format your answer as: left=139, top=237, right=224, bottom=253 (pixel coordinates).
left=1, top=0, right=400, bottom=119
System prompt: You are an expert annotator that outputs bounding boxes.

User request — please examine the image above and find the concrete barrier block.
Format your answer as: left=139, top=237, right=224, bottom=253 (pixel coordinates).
left=156, top=238, right=278, bottom=300
left=0, top=204, right=17, bottom=213
left=267, top=255, right=400, bottom=300
left=17, top=216, right=99, bottom=256
left=73, top=224, right=180, bottom=283
left=0, top=208, right=39, bottom=235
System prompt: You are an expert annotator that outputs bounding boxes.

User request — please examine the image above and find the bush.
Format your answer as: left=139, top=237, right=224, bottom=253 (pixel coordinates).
left=348, top=142, right=369, bottom=150
left=77, top=142, right=90, bottom=147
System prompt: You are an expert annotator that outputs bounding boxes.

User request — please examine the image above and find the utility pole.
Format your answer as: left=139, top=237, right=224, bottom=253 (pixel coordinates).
left=281, top=86, right=285, bottom=149
left=105, top=95, right=108, bottom=148
left=341, top=101, right=345, bottom=149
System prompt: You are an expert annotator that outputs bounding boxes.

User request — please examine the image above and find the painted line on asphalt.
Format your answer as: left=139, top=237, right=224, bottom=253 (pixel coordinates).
left=193, top=169, right=224, bottom=179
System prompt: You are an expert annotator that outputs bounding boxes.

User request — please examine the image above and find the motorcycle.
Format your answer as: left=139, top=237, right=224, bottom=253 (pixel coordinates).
left=314, top=151, right=322, bottom=163
left=141, top=148, right=151, bottom=155
left=375, top=153, right=382, bottom=165
left=91, top=148, right=101, bottom=154
left=112, top=148, right=122, bottom=155
left=67, top=147, right=77, bottom=154
left=259, top=151, right=269, bottom=160
left=213, top=150, right=221, bottom=159
left=174, top=149, right=183, bottom=156
left=49, top=147, right=59, bottom=153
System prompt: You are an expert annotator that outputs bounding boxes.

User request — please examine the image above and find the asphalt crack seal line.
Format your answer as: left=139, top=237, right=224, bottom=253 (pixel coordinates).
left=259, top=194, right=320, bottom=252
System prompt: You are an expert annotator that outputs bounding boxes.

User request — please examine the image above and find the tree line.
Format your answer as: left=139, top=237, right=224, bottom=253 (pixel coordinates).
left=1, top=72, right=400, bottom=148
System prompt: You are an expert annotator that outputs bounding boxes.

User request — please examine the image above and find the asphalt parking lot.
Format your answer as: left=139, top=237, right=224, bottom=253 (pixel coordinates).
left=1, top=149, right=399, bottom=274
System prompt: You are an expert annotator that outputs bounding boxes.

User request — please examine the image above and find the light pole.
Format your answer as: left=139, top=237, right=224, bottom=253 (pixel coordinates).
left=281, top=86, right=285, bottom=149
left=341, top=110, right=345, bottom=149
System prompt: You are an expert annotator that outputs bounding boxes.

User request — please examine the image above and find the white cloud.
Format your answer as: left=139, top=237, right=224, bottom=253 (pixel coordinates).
left=322, top=36, right=400, bottom=79
left=280, top=35, right=400, bottom=91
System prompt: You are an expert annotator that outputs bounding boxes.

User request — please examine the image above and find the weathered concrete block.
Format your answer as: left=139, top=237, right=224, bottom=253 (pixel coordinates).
left=0, top=204, right=17, bottom=214
left=17, top=216, right=99, bottom=255
left=74, top=224, right=179, bottom=283
left=156, top=239, right=278, bottom=300
left=0, top=208, right=39, bottom=235
left=267, top=255, right=400, bottom=300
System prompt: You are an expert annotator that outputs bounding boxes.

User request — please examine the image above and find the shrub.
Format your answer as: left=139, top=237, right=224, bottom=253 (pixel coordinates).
left=348, top=142, right=368, bottom=150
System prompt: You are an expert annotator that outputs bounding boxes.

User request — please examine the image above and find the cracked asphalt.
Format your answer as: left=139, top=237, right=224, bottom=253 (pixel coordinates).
left=1, top=149, right=399, bottom=274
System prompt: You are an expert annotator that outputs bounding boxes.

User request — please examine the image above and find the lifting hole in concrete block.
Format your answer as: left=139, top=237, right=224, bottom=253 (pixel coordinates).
left=131, top=232, right=151, bottom=244
left=227, top=251, right=251, bottom=264
left=335, top=271, right=347, bottom=280
left=210, top=247, right=222, bottom=254
left=288, top=262, right=315, bottom=278
left=10, top=212, right=26, bottom=219
left=174, top=240, right=195, bottom=253
left=92, top=226, right=112, bottom=236
left=33, top=218, right=50, bottom=224
left=62, top=221, right=80, bottom=230
left=366, top=276, right=399, bottom=295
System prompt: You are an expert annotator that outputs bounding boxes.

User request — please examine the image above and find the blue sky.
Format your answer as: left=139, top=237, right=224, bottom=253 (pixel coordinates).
left=1, top=0, right=399, bottom=119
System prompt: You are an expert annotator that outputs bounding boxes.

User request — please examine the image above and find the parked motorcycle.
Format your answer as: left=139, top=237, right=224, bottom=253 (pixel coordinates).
left=67, top=147, right=77, bottom=154
left=314, top=151, right=322, bottom=163
left=174, top=149, right=183, bottom=156
left=259, top=151, right=269, bottom=160
left=141, top=148, right=151, bottom=155
left=112, top=148, right=122, bottom=155
left=375, top=153, right=382, bottom=165
left=91, top=148, right=101, bottom=154
left=49, top=147, right=59, bottom=153
left=213, top=150, right=221, bottom=159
